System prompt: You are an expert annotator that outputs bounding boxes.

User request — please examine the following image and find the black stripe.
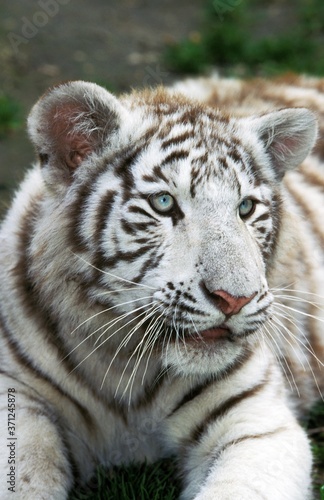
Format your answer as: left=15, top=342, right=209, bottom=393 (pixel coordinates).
left=218, top=156, right=229, bottom=169
left=256, top=226, right=267, bottom=234
left=67, top=182, right=94, bottom=253
left=189, top=378, right=268, bottom=444
left=189, top=154, right=209, bottom=198
left=169, top=349, right=255, bottom=418
left=119, top=222, right=158, bottom=240
left=215, top=427, right=287, bottom=458
left=133, top=248, right=164, bottom=282
left=161, top=150, right=189, bottom=167
left=171, top=301, right=208, bottom=318
left=169, top=376, right=216, bottom=416
left=227, top=146, right=244, bottom=166
left=0, top=307, right=96, bottom=437
left=94, top=190, right=117, bottom=245
left=158, top=301, right=208, bottom=320
left=130, top=369, right=168, bottom=410
left=182, top=292, right=197, bottom=304
left=161, top=131, right=194, bottom=150
left=128, top=205, right=159, bottom=221
left=95, top=244, right=155, bottom=270
left=179, top=108, right=201, bottom=126
left=252, top=212, right=270, bottom=225
left=192, top=152, right=208, bottom=166
left=142, top=174, right=157, bottom=183
left=121, top=218, right=137, bottom=235
left=131, top=221, right=159, bottom=232
left=114, top=144, right=143, bottom=191
left=153, top=165, right=170, bottom=184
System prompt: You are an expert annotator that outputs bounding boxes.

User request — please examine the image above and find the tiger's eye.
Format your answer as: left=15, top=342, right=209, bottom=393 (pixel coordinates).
left=149, top=193, right=175, bottom=214
left=239, top=198, right=255, bottom=218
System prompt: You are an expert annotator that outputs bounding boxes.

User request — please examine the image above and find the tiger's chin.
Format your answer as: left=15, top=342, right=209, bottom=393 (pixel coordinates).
left=161, top=328, right=253, bottom=377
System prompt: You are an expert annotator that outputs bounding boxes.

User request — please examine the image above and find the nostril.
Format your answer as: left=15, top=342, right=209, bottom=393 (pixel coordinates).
left=211, top=290, right=257, bottom=315
left=214, top=293, right=232, bottom=315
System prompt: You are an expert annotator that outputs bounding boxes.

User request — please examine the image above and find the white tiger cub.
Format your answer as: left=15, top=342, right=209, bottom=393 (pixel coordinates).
left=0, top=74, right=323, bottom=500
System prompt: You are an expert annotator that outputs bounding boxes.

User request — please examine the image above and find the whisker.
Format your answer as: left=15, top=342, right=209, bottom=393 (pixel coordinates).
left=94, top=302, right=157, bottom=346
left=270, top=318, right=307, bottom=372
left=161, top=311, right=173, bottom=368
left=273, top=305, right=324, bottom=367
left=63, top=303, right=154, bottom=362
left=274, top=302, right=324, bottom=324
left=140, top=315, right=165, bottom=385
left=152, top=361, right=171, bottom=389
left=95, top=287, right=147, bottom=296
left=262, top=323, right=300, bottom=396
left=270, top=315, right=324, bottom=400
left=112, top=322, right=161, bottom=404
left=272, top=286, right=324, bottom=301
left=125, top=315, right=163, bottom=405
left=71, top=252, right=157, bottom=290
left=273, top=294, right=324, bottom=310
left=101, top=304, right=161, bottom=391
left=70, top=303, right=158, bottom=375
left=69, top=296, right=153, bottom=335
left=114, top=308, right=161, bottom=392
left=162, top=325, right=173, bottom=370
left=188, top=314, right=207, bottom=345
left=272, top=307, right=320, bottom=365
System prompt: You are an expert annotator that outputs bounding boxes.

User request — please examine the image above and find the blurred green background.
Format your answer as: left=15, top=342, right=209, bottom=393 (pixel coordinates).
left=0, top=1, right=323, bottom=498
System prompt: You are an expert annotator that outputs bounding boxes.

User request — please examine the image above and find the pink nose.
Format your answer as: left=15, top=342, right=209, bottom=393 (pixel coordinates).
left=212, top=289, right=256, bottom=316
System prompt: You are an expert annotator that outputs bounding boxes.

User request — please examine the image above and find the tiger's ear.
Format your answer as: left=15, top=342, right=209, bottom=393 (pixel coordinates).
left=247, top=108, right=318, bottom=180
left=27, top=81, right=128, bottom=188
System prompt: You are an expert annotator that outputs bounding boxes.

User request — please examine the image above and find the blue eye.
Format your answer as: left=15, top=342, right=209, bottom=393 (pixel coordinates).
left=239, top=198, right=255, bottom=218
left=149, top=193, right=175, bottom=213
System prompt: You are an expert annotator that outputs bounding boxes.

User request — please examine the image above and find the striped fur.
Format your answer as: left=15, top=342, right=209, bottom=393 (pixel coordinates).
left=0, top=75, right=323, bottom=499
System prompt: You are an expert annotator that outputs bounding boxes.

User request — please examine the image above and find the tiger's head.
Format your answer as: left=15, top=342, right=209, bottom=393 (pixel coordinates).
left=27, top=82, right=317, bottom=377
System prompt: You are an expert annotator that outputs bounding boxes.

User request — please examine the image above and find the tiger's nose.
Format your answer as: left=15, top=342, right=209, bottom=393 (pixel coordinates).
left=211, top=289, right=256, bottom=316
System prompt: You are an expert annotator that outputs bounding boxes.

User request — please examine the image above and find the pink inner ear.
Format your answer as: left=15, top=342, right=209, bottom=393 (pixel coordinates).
left=272, top=135, right=300, bottom=160
left=49, top=103, right=97, bottom=170
left=66, top=142, right=93, bottom=169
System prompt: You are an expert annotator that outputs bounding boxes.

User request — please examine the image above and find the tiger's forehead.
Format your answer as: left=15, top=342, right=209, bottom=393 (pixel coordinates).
left=130, top=107, right=258, bottom=200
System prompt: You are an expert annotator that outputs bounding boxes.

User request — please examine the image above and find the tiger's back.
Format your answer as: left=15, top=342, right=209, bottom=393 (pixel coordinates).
left=0, top=74, right=323, bottom=499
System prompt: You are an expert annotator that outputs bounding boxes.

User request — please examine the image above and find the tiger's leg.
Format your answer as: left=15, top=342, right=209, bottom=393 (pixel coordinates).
left=0, top=375, right=73, bottom=499
left=170, top=362, right=312, bottom=500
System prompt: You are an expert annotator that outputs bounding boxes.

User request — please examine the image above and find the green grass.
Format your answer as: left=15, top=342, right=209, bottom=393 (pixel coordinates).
left=164, top=0, right=324, bottom=76
left=307, top=401, right=324, bottom=497
left=69, top=458, right=180, bottom=500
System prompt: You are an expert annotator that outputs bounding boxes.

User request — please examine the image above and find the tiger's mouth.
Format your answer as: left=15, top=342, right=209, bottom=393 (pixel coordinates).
left=185, top=325, right=234, bottom=343
left=198, top=326, right=231, bottom=340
